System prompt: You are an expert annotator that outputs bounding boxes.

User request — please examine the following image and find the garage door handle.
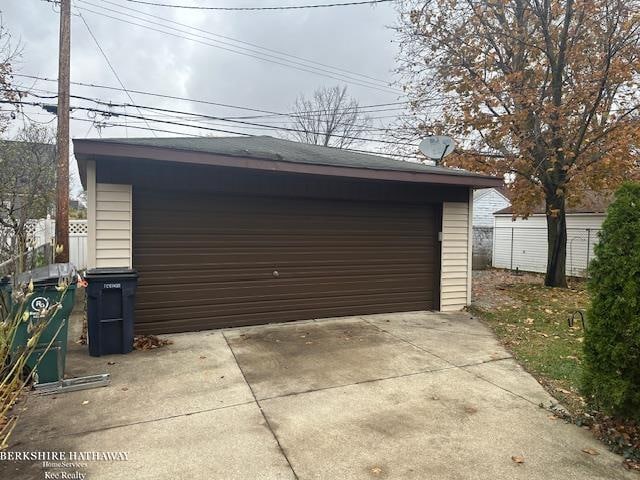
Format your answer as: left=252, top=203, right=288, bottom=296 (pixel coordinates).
left=272, top=270, right=279, bottom=278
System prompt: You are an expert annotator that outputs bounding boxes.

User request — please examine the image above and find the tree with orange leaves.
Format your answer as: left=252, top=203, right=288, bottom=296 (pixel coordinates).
left=396, top=0, right=640, bottom=287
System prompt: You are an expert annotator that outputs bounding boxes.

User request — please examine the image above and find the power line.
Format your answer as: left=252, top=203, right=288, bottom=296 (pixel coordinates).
left=14, top=83, right=414, bottom=128
left=70, top=115, right=202, bottom=137
left=14, top=74, right=289, bottom=115
left=5, top=97, right=502, bottom=161
left=120, top=0, right=393, bottom=11
left=82, top=0, right=394, bottom=88
left=2, top=97, right=412, bottom=147
left=96, top=100, right=408, bottom=145
left=69, top=115, right=426, bottom=161
left=76, top=10, right=157, bottom=136
left=12, top=74, right=418, bottom=119
left=75, top=5, right=401, bottom=94
left=2, top=99, right=252, bottom=136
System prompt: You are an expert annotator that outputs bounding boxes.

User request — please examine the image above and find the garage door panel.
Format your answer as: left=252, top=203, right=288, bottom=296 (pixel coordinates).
left=133, top=252, right=432, bottom=268
left=138, top=271, right=431, bottom=292
left=135, top=292, right=434, bottom=320
left=134, top=235, right=435, bottom=248
left=137, top=194, right=430, bottom=216
left=135, top=301, right=432, bottom=334
left=137, top=266, right=436, bottom=288
left=135, top=292, right=433, bottom=327
left=136, top=282, right=433, bottom=308
left=133, top=189, right=438, bottom=333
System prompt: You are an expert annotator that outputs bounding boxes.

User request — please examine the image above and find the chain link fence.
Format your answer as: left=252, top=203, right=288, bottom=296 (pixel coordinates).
left=492, top=226, right=601, bottom=277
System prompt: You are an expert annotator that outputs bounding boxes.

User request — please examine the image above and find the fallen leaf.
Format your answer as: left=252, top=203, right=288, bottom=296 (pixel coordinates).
left=511, top=455, right=525, bottom=464
left=133, top=335, right=173, bottom=350
left=582, top=448, right=599, bottom=456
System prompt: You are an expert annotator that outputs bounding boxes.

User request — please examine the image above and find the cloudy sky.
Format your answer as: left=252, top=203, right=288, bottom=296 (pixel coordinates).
left=2, top=0, right=407, bottom=189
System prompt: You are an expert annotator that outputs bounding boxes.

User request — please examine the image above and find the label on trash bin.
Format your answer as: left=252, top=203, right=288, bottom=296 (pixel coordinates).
left=104, top=283, right=121, bottom=289
left=30, top=296, right=50, bottom=318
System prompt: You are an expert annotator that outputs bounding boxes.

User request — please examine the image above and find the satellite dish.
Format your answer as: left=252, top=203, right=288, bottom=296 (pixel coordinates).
left=419, top=136, right=456, bottom=162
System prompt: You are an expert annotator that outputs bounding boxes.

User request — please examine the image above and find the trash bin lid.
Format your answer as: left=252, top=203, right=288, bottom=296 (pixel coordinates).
left=85, top=267, right=138, bottom=280
left=15, top=263, right=78, bottom=286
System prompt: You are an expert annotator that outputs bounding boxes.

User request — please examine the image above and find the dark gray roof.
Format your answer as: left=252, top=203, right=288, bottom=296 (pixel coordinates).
left=84, top=135, right=495, bottom=180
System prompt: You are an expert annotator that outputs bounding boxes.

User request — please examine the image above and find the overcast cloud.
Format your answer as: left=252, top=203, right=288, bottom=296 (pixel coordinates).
left=2, top=0, right=403, bottom=148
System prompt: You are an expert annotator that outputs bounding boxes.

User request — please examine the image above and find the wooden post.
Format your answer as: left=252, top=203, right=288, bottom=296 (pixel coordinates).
left=55, top=0, right=71, bottom=263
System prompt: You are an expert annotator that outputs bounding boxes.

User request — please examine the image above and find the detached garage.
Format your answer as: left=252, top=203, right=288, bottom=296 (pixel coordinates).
left=74, top=136, right=501, bottom=334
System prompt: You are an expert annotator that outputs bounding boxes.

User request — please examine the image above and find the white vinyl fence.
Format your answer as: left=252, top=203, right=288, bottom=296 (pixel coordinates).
left=25, top=217, right=88, bottom=270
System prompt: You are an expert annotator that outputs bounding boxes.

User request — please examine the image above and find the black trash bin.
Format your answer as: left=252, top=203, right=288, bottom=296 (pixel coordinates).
left=85, top=268, right=138, bottom=357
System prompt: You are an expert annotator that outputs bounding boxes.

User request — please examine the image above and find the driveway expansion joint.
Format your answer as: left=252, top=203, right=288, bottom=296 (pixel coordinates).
left=222, top=330, right=300, bottom=480
left=358, top=316, right=551, bottom=410
left=257, top=364, right=460, bottom=402
left=26, top=399, right=257, bottom=442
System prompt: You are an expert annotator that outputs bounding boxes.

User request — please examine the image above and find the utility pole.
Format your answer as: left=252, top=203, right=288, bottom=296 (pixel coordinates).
left=55, top=0, right=70, bottom=264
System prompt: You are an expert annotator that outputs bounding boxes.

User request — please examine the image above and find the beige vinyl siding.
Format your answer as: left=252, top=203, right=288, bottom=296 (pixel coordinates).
left=95, top=183, right=132, bottom=268
left=440, top=199, right=471, bottom=311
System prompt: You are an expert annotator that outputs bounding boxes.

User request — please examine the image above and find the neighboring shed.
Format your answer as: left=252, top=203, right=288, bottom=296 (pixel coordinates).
left=493, top=199, right=609, bottom=277
left=74, top=136, right=501, bottom=334
left=472, top=188, right=510, bottom=270
left=473, top=188, right=510, bottom=228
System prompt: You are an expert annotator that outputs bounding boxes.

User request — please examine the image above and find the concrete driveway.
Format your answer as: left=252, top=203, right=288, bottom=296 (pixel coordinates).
left=2, top=312, right=634, bottom=480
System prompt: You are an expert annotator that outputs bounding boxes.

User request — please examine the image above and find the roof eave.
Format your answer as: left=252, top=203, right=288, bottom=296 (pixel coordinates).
left=73, top=139, right=504, bottom=189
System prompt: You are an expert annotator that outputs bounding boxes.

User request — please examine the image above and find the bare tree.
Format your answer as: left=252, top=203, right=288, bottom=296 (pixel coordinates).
left=288, top=85, right=372, bottom=148
left=0, top=125, right=57, bottom=269
left=0, top=17, right=21, bottom=135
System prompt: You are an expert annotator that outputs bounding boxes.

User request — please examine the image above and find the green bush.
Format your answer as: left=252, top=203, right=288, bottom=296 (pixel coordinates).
left=582, top=182, right=640, bottom=420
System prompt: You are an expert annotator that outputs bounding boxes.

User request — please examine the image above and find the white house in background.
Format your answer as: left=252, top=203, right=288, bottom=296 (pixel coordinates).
left=473, top=188, right=510, bottom=227
left=492, top=194, right=610, bottom=277
left=471, top=188, right=510, bottom=269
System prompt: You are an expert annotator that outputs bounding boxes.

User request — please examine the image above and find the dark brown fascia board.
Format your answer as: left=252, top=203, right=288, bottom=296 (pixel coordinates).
left=73, top=139, right=504, bottom=189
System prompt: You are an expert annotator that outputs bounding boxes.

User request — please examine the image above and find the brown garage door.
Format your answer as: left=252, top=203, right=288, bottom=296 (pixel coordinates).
left=133, top=189, right=439, bottom=334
